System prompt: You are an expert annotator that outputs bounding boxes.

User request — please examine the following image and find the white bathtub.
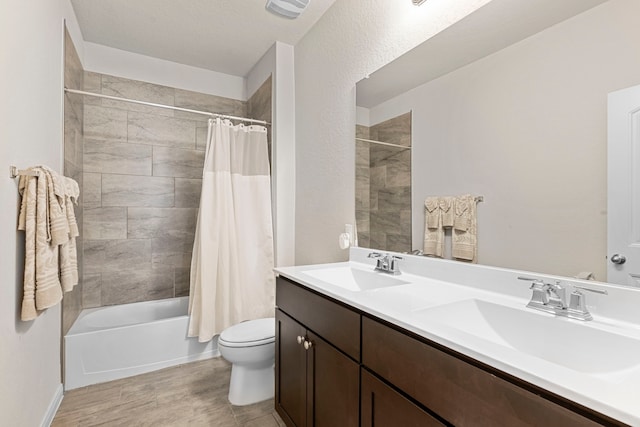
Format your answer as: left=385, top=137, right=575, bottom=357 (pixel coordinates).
left=64, top=296, right=218, bottom=390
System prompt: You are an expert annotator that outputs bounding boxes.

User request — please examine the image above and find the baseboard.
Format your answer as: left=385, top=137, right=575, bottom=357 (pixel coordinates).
left=41, top=384, right=64, bottom=427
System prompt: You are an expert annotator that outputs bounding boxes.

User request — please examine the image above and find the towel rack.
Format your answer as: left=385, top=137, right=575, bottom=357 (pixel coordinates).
left=9, top=165, right=40, bottom=179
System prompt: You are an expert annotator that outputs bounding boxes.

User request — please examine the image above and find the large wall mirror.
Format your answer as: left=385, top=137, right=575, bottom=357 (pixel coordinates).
left=355, top=0, right=640, bottom=285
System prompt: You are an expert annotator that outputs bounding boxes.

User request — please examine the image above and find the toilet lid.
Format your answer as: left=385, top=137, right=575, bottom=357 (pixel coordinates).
left=218, top=317, right=275, bottom=347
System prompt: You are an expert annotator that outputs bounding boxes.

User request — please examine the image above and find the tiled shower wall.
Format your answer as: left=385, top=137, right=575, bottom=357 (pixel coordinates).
left=80, top=72, right=272, bottom=308
left=356, top=112, right=412, bottom=253
left=62, top=29, right=84, bottom=334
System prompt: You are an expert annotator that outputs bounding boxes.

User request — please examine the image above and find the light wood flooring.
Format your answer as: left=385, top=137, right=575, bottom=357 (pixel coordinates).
left=52, top=358, right=285, bottom=426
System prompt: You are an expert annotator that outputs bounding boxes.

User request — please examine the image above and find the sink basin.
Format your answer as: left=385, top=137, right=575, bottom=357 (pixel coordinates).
left=411, top=299, right=640, bottom=374
left=302, top=266, right=410, bottom=291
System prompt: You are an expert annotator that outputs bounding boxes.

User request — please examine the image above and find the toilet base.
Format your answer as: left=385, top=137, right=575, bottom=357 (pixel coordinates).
left=228, top=363, right=275, bottom=406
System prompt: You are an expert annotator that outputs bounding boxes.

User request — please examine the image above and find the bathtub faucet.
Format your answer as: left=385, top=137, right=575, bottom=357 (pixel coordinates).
left=367, top=252, right=402, bottom=275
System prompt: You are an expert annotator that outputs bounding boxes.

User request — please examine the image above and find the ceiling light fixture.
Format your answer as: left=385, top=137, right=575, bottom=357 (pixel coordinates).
left=412, top=0, right=427, bottom=5
left=265, top=0, right=311, bottom=19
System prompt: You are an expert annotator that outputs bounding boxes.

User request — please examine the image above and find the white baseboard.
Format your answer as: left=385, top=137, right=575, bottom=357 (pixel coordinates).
left=41, top=384, right=64, bottom=427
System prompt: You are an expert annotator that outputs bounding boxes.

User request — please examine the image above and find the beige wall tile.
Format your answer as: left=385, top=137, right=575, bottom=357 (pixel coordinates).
left=84, top=239, right=152, bottom=274
left=83, top=172, right=102, bottom=209
left=174, top=268, right=190, bottom=297
left=82, top=273, right=102, bottom=308
left=102, top=174, right=174, bottom=207
left=152, top=146, right=205, bottom=178
left=84, top=207, right=127, bottom=240
left=101, top=74, right=175, bottom=117
left=101, top=270, right=174, bottom=305
left=84, top=140, right=152, bottom=175
left=175, top=178, right=202, bottom=208
left=174, top=88, right=246, bottom=118
left=128, top=111, right=196, bottom=149
left=127, top=208, right=197, bottom=239
left=84, top=105, right=128, bottom=141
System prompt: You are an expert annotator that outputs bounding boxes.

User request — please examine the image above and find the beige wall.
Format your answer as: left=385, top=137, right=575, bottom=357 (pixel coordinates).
left=368, top=0, right=640, bottom=279
left=0, top=1, right=81, bottom=425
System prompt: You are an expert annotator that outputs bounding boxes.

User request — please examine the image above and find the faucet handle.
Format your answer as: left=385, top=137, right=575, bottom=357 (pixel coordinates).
left=545, top=281, right=567, bottom=308
left=367, top=252, right=384, bottom=259
left=567, top=289, right=594, bottom=321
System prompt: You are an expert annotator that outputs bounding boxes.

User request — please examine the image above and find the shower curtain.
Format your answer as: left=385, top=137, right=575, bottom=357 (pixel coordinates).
left=188, top=118, right=275, bottom=343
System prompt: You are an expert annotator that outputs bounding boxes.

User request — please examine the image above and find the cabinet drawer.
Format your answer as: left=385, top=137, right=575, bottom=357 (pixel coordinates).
left=276, top=277, right=360, bottom=360
left=362, top=316, right=607, bottom=427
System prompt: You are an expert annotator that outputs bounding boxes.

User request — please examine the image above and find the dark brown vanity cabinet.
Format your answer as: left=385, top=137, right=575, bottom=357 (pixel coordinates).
left=275, top=277, right=360, bottom=427
left=276, top=276, right=625, bottom=427
left=361, top=368, right=445, bottom=427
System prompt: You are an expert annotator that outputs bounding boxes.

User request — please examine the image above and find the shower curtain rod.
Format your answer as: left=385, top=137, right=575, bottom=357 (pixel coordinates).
left=64, top=88, right=270, bottom=125
left=355, top=137, right=411, bottom=150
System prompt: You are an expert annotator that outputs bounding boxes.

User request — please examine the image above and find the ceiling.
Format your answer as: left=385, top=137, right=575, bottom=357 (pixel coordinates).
left=357, top=0, right=608, bottom=108
left=71, top=0, right=338, bottom=77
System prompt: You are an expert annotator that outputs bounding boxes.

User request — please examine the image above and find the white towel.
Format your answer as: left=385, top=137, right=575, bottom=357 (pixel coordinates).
left=452, top=194, right=477, bottom=262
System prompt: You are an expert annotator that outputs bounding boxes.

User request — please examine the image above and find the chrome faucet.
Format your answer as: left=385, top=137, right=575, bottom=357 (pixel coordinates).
left=518, top=277, right=607, bottom=321
left=367, top=252, right=402, bottom=275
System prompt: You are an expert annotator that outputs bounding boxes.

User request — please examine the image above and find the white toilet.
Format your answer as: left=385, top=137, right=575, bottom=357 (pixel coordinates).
left=218, top=317, right=276, bottom=406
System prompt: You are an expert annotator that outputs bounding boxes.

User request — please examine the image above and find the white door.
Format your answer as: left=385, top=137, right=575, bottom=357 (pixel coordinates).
left=608, top=84, right=640, bottom=286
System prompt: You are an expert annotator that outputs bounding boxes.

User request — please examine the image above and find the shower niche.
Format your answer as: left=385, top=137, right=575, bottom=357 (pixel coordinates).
left=355, top=112, right=412, bottom=253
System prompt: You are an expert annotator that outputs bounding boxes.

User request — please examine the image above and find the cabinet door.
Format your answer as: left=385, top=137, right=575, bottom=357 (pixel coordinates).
left=361, top=369, right=445, bottom=427
left=276, top=310, right=307, bottom=427
left=306, top=331, right=359, bottom=427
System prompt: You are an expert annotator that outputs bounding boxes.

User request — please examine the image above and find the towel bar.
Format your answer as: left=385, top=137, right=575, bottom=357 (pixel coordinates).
left=9, top=165, right=40, bottom=179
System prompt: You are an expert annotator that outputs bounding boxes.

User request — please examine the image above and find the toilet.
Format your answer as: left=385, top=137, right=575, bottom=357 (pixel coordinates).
left=217, top=317, right=276, bottom=406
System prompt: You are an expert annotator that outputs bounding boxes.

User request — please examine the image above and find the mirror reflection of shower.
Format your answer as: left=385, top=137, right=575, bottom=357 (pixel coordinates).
left=355, top=112, right=412, bottom=252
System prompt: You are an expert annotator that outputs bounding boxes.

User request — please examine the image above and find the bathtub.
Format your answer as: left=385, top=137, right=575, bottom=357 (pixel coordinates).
left=64, top=296, right=218, bottom=390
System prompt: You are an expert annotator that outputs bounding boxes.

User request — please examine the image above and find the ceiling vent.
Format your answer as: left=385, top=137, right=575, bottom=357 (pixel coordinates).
left=265, top=0, right=311, bottom=19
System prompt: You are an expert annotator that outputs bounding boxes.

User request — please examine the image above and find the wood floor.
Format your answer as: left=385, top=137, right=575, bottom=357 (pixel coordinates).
left=52, top=357, right=285, bottom=426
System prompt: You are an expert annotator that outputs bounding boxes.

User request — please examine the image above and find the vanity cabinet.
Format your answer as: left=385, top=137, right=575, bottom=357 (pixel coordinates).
left=275, top=277, right=360, bottom=427
left=361, top=368, right=445, bottom=427
left=362, top=316, right=606, bottom=427
left=276, top=276, right=623, bottom=427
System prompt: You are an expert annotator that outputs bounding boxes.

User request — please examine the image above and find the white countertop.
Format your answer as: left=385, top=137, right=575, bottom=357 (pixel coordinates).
left=275, top=247, right=640, bottom=425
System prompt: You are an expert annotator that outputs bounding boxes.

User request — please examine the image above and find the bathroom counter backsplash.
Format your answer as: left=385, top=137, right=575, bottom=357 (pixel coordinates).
left=274, top=247, right=640, bottom=426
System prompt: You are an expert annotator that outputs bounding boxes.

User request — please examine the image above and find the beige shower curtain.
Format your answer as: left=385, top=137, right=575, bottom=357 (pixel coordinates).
left=188, top=118, right=275, bottom=343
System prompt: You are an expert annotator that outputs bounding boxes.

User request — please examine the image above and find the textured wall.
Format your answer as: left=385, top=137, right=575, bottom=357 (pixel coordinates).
left=294, top=0, right=492, bottom=264
left=80, top=72, right=253, bottom=307
left=62, top=28, right=85, bottom=335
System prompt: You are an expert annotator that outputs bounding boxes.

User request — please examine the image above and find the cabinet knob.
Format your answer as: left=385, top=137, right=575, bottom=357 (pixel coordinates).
left=303, top=340, right=313, bottom=350
left=296, top=335, right=304, bottom=345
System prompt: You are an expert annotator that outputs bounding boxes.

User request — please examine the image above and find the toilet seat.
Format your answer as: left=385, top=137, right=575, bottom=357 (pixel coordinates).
left=218, top=317, right=275, bottom=348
